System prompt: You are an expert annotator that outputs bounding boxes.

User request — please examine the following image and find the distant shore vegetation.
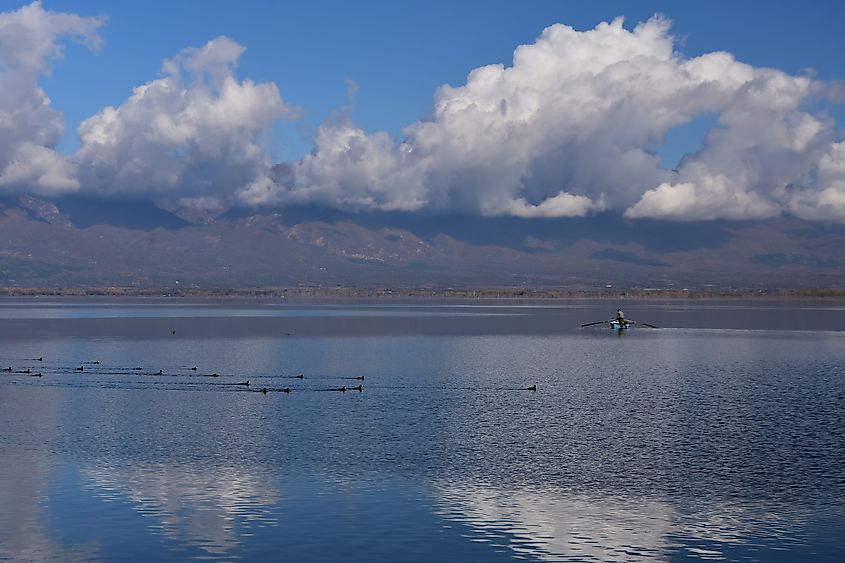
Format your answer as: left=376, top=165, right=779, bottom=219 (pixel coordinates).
left=1, top=286, right=844, bottom=299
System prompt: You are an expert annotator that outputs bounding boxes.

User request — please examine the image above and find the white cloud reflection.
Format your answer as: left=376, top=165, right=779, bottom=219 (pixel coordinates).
left=433, top=481, right=802, bottom=562
left=82, top=463, right=281, bottom=556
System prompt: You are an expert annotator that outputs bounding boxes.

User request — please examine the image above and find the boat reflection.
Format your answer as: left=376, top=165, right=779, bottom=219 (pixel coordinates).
left=82, top=463, right=281, bottom=556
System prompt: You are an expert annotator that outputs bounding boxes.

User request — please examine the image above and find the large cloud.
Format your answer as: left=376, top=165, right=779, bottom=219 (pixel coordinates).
left=625, top=72, right=834, bottom=220
left=0, top=1, right=104, bottom=194
left=254, top=16, right=845, bottom=222
left=3, top=5, right=845, bottom=222
left=74, top=35, right=297, bottom=201
left=0, top=3, right=294, bottom=202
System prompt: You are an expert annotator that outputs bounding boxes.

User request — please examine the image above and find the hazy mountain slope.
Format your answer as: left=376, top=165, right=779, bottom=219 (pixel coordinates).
left=0, top=196, right=842, bottom=289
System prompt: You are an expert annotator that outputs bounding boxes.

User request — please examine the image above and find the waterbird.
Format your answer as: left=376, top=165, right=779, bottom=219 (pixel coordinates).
left=133, top=367, right=142, bottom=371
left=295, top=373, right=304, bottom=379
left=238, top=381, right=249, bottom=386
left=2, top=367, right=11, bottom=372
left=261, top=387, right=268, bottom=394
left=282, top=387, right=290, bottom=393
left=172, top=330, right=175, bottom=335
left=75, top=366, right=84, bottom=372
left=354, top=376, right=364, bottom=381
left=15, top=369, right=30, bottom=374
left=31, top=372, right=41, bottom=377
left=155, top=370, right=164, bottom=375
left=351, top=384, right=363, bottom=392
left=190, top=366, right=197, bottom=371
left=526, top=385, right=537, bottom=391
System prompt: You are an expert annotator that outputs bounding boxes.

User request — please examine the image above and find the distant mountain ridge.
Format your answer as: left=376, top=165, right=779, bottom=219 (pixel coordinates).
left=1, top=195, right=844, bottom=290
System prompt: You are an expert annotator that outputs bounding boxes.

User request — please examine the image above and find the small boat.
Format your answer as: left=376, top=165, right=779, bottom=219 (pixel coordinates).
left=582, top=309, right=658, bottom=331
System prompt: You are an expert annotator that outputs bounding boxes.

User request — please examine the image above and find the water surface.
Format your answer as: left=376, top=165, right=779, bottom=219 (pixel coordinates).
left=1, top=298, right=843, bottom=561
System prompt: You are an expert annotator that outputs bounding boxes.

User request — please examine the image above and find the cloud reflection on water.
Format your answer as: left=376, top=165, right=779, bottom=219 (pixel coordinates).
left=82, top=463, right=281, bottom=556
left=0, top=450, right=101, bottom=562
left=433, top=481, right=804, bottom=562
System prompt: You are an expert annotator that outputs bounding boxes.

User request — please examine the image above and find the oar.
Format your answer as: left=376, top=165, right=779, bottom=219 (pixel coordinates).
left=580, top=320, right=608, bottom=327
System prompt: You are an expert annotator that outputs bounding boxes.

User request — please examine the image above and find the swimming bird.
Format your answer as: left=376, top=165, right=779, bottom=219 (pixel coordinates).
left=282, top=387, right=291, bottom=393
left=155, top=370, right=163, bottom=375
left=75, top=366, right=84, bottom=372
left=526, top=385, right=537, bottom=391
left=351, top=384, right=363, bottom=392
left=295, top=374, right=304, bottom=379
left=2, top=367, right=11, bottom=372
left=172, top=330, right=175, bottom=335
left=190, top=366, right=197, bottom=371
left=133, top=367, right=142, bottom=371
left=32, top=372, right=42, bottom=377
left=261, top=387, right=268, bottom=394
left=238, top=381, right=249, bottom=386
left=354, top=376, right=364, bottom=380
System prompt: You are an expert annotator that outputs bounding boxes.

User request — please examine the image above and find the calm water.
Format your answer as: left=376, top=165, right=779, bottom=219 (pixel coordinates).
left=1, top=298, right=844, bottom=561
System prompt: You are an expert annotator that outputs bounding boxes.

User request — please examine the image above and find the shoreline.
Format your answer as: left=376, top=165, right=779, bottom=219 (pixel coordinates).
left=1, top=286, right=844, bottom=300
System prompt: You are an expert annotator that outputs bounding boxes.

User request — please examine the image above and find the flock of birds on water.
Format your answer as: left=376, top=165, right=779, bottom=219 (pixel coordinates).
left=0, top=356, right=539, bottom=394
left=0, top=310, right=648, bottom=395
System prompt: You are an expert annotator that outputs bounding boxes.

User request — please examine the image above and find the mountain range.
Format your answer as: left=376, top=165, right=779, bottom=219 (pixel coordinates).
left=1, top=194, right=844, bottom=291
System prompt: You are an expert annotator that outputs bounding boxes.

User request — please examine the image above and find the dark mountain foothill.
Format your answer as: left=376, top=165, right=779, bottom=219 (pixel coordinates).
left=0, top=195, right=843, bottom=291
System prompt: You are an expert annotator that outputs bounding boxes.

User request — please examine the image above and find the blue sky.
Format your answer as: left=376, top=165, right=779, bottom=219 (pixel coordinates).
left=18, top=0, right=845, bottom=161
left=2, top=1, right=845, bottom=221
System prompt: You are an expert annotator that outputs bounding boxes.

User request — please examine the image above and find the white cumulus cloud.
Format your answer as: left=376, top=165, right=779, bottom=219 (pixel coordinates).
left=253, top=16, right=845, bottom=222
left=0, top=1, right=104, bottom=195
left=4, top=5, right=845, bottom=223
left=74, top=35, right=298, bottom=201
left=0, top=3, right=293, bottom=205
left=784, top=141, right=845, bottom=221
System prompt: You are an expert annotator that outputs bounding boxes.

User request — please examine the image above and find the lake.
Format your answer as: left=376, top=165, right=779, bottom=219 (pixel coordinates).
left=1, top=298, right=844, bottom=561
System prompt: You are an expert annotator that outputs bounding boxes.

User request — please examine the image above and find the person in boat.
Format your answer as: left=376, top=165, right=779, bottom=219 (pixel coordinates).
left=614, top=309, right=626, bottom=326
